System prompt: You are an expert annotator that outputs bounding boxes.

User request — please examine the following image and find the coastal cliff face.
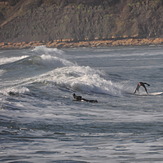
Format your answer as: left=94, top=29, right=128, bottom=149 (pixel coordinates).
left=0, top=0, right=163, bottom=43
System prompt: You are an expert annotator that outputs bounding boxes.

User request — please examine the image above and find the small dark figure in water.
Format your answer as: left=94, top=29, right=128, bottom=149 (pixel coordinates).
left=8, top=91, right=19, bottom=96
left=73, top=93, right=98, bottom=103
left=73, top=93, right=82, bottom=101
left=134, top=82, right=150, bottom=94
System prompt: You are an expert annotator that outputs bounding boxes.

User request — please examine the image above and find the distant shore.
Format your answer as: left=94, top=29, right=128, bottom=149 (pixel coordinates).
left=0, top=38, right=163, bottom=50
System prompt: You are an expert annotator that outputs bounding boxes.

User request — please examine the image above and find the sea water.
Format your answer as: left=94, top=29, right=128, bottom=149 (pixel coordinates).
left=0, top=46, right=163, bottom=163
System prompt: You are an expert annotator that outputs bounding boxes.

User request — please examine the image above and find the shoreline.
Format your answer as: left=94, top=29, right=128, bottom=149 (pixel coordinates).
left=0, top=38, right=163, bottom=50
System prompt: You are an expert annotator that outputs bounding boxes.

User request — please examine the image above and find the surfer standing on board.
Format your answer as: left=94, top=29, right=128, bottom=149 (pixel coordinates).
left=134, top=82, right=150, bottom=94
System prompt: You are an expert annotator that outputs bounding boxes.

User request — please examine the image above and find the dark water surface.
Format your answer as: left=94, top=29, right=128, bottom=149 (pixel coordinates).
left=0, top=46, right=163, bottom=163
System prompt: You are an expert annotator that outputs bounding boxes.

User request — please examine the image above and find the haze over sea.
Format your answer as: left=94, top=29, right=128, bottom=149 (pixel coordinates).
left=0, top=46, right=163, bottom=163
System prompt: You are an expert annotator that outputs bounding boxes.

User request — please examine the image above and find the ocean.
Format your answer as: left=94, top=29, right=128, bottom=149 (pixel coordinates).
left=0, top=46, right=163, bottom=163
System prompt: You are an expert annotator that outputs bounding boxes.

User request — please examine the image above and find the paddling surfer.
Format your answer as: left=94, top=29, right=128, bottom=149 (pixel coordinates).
left=73, top=93, right=98, bottom=103
left=73, top=93, right=82, bottom=101
left=134, top=82, right=150, bottom=94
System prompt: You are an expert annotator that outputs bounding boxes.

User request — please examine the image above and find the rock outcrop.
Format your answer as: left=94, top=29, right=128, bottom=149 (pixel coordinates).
left=0, top=38, right=163, bottom=49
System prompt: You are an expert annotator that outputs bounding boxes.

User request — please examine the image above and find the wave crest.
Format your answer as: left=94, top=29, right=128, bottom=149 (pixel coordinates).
left=37, top=66, right=122, bottom=96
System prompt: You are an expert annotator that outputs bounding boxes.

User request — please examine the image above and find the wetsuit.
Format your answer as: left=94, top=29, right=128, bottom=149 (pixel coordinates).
left=134, top=82, right=150, bottom=94
left=73, top=93, right=98, bottom=103
left=73, top=93, right=82, bottom=101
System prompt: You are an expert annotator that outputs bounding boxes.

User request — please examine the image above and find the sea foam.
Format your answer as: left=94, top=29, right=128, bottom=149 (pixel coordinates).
left=32, top=46, right=74, bottom=67
left=36, top=65, right=123, bottom=96
left=0, top=56, right=29, bottom=65
left=30, top=46, right=123, bottom=96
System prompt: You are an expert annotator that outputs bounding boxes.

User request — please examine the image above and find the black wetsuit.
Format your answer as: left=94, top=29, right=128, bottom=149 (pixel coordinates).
left=73, top=93, right=98, bottom=103
left=134, top=82, right=150, bottom=94
left=73, top=93, right=82, bottom=101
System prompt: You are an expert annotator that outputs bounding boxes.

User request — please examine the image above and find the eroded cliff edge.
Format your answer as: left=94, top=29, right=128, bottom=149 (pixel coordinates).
left=0, top=0, right=163, bottom=48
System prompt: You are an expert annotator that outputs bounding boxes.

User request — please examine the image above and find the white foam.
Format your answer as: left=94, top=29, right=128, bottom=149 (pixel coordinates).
left=31, top=46, right=75, bottom=67
left=0, top=46, right=123, bottom=96
left=32, top=45, right=63, bottom=55
left=0, top=86, right=30, bottom=96
left=0, top=55, right=29, bottom=65
left=40, top=54, right=74, bottom=67
left=37, top=65, right=122, bottom=96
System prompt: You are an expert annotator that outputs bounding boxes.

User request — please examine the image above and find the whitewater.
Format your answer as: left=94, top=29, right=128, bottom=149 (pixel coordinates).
left=0, top=46, right=163, bottom=163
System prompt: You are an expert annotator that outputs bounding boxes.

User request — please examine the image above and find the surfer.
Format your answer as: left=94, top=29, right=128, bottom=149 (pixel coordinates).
left=73, top=93, right=98, bottom=103
left=134, top=82, right=150, bottom=94
left=73, top=93, right=82, bottom=101
left=8, top=91, right=19, bottom=96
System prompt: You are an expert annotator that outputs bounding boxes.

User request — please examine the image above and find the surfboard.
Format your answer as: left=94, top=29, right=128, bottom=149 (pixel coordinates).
left=148, top=92, right=163, bottom=95
left=134, top=92, right=163, bottom=96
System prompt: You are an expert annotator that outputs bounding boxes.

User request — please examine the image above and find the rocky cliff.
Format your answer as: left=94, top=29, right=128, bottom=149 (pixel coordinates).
left=0, top=0, right=163, bottom=43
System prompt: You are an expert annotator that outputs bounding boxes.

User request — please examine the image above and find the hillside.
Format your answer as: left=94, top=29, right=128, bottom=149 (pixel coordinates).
left=0, top=0, right=163, bottom=43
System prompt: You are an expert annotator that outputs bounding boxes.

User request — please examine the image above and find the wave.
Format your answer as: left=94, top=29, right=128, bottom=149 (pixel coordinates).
left=0, top=55, right=29, bottom=65
left=30, top=46, right=125, bottom=96
left=32, top=45, right=64, bottom=55
left=0, top=46, right=124, bottom=97
left=1, top=46, right=74, bottom=70
left=32, top=46, right=75, bottom=67
left=0, top=47, right=75, bottom=83
left=39, top=54, right=74, bottom=67
left=36, top=65, right=123, bottom=96
left=0, top=86, right=30, bottom=96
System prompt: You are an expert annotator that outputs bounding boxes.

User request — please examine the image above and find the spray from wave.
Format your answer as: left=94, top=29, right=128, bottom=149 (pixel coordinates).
left=1, top=46, right=124, bottom=97
left=32, top=46, right=124, bottom=96
left=1, top=86, right=30, bottom=96
left=28, top=46, right=124, bottom=96
left=0, top=55, right=29, bottom=65
left=32, top=45, right=64, bottom=55
left=37, top=66, right=123, bottom=96
left=31, top=46, right=75, bottom=67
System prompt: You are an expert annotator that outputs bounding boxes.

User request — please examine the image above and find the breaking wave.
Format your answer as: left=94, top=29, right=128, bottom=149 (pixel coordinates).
left=0, top=46, right=124, bottom=96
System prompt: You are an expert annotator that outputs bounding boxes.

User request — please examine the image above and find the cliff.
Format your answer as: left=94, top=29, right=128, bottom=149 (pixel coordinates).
left=0, top=0, right=163, bottom=43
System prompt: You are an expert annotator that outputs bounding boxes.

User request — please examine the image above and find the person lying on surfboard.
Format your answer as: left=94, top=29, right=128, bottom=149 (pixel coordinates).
left=134, top=82, right=150, bottom=94
left=73, top=93, right=98, bottom=103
